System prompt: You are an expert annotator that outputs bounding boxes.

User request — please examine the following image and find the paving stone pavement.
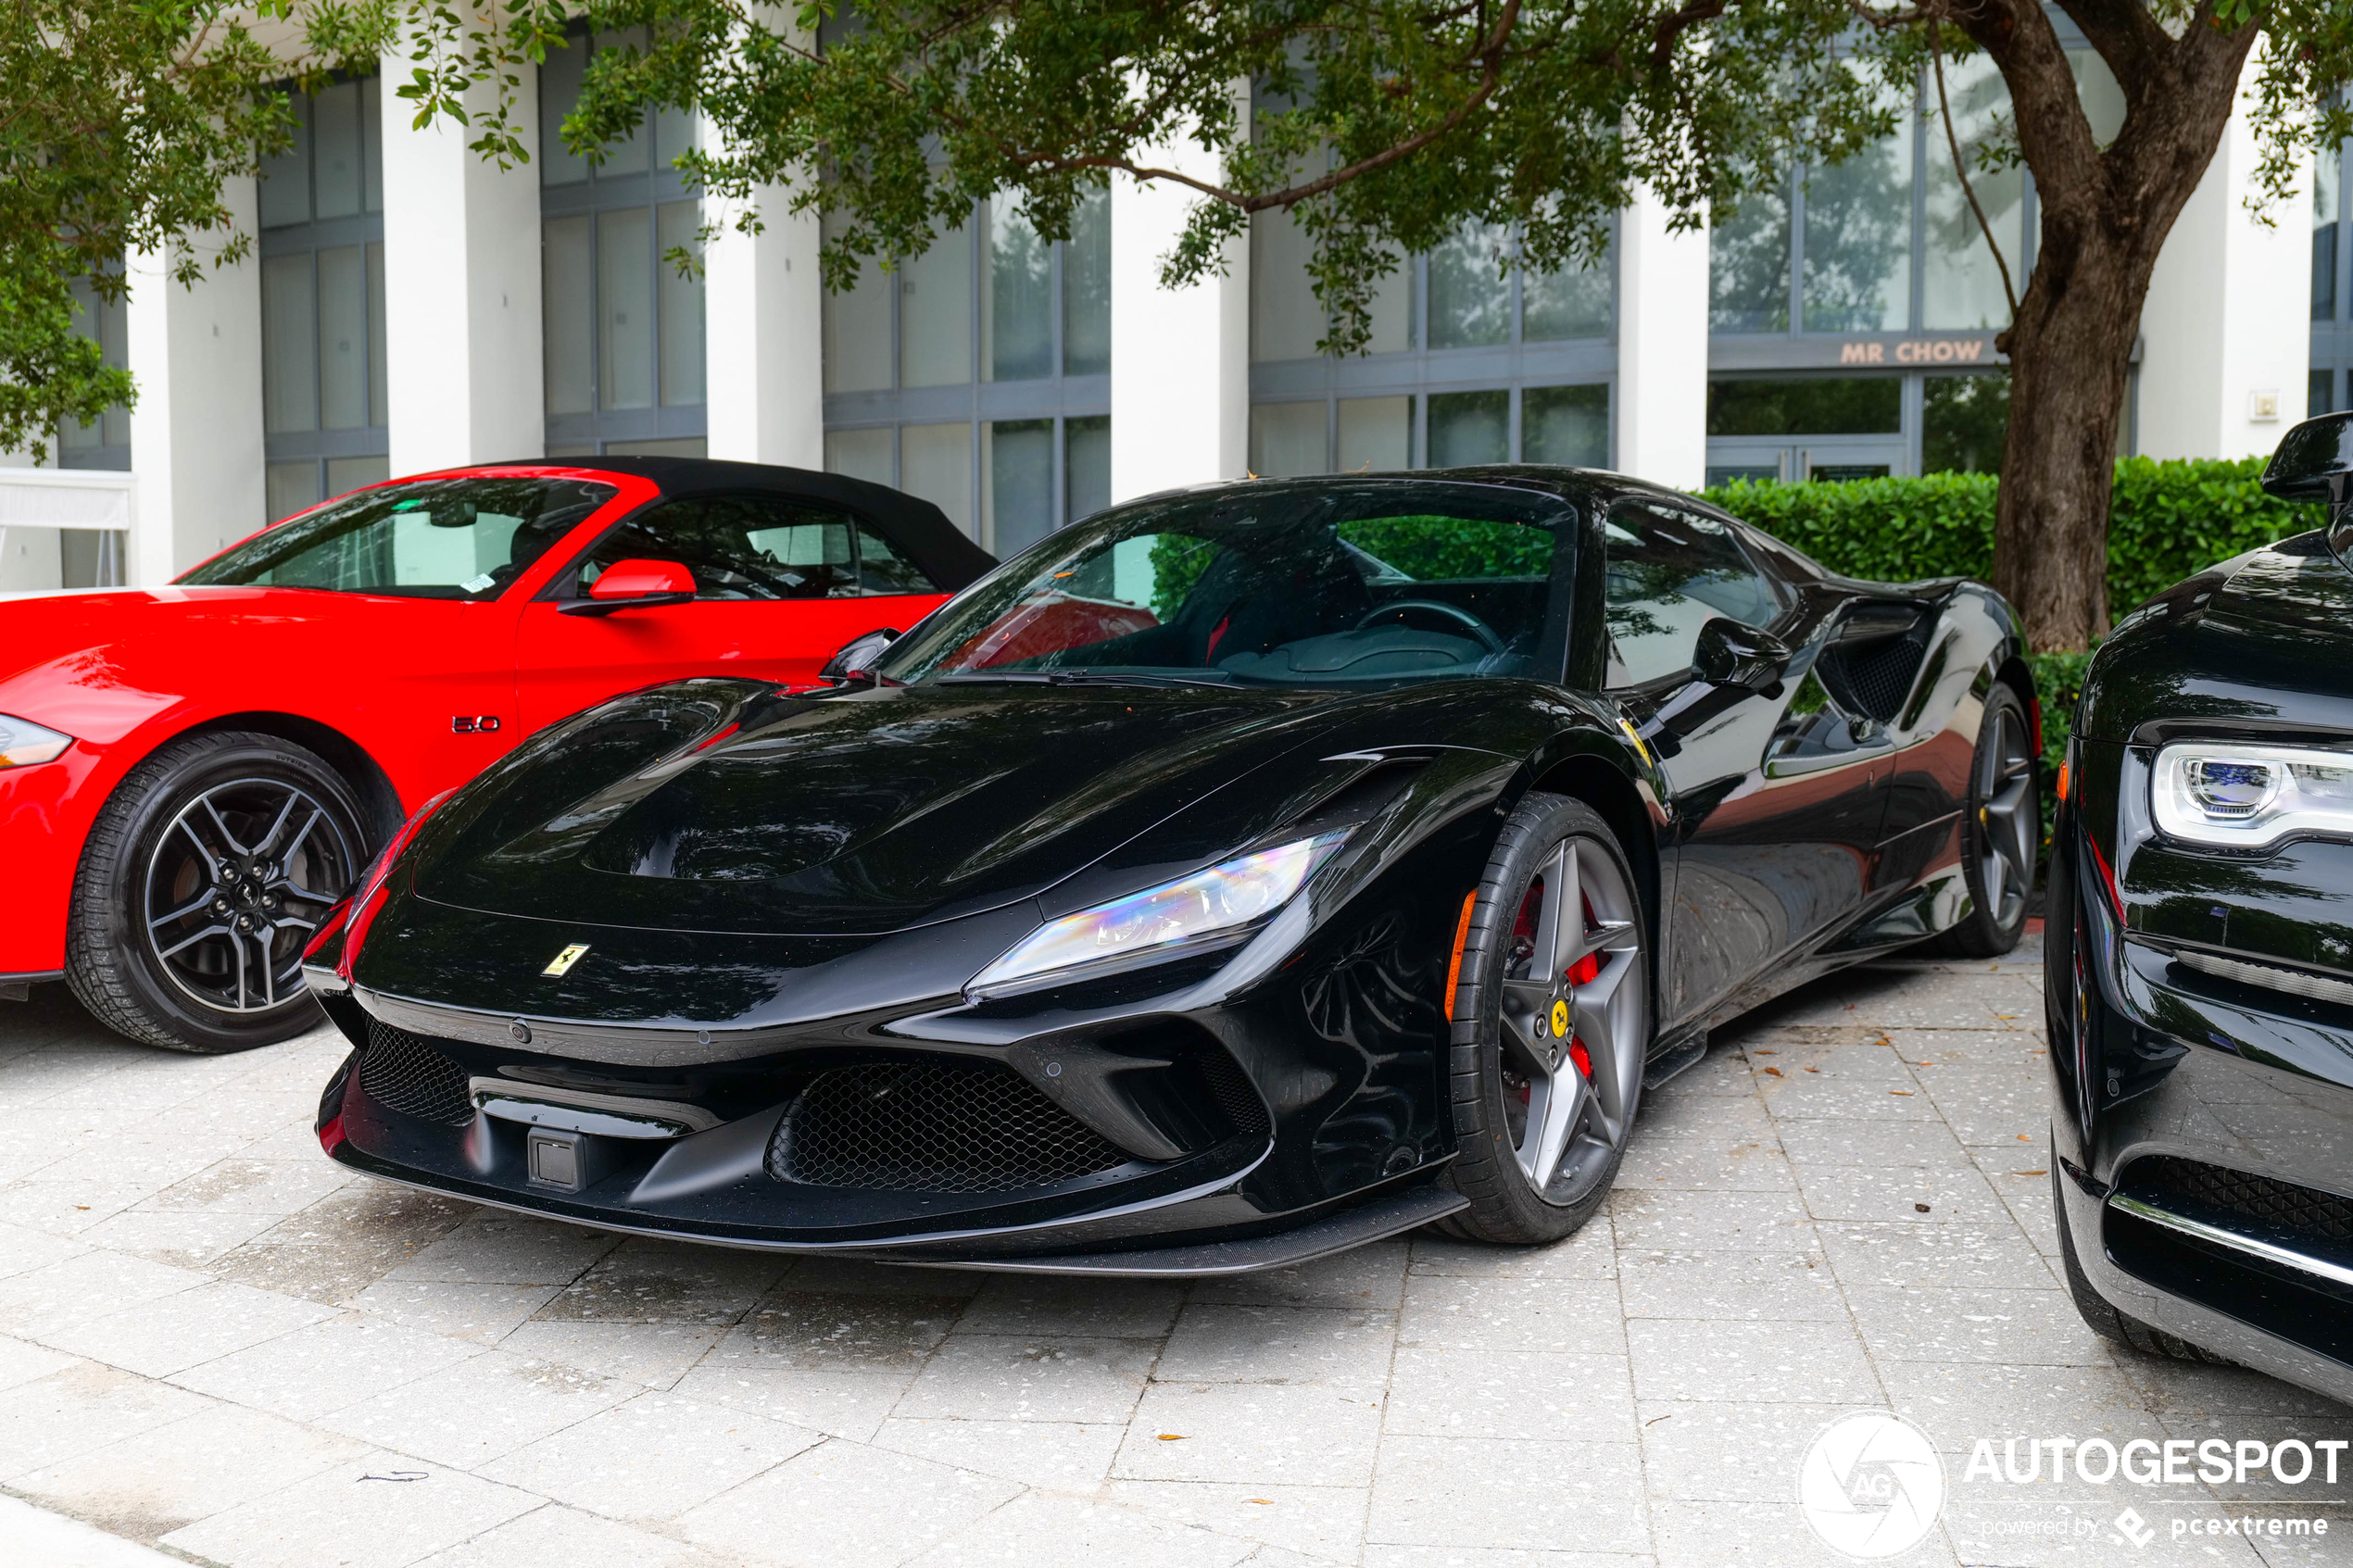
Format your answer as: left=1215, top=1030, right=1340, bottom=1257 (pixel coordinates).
left=3, top=935, right=2349, bottom=1567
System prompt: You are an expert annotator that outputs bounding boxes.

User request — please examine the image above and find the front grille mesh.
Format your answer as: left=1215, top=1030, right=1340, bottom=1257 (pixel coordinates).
left=2132, top=1156, right=2353, bottom=1249
left=1199, top=1047, right=1271, bottom=1138
left=769, top=1061, right=1126, bottom=1193
left=359, top=1021, right=475, bottom=1127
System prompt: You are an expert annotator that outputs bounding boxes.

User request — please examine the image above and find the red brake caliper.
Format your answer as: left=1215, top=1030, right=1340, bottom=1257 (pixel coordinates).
left=1565, top=892, right=1599, bottom=1078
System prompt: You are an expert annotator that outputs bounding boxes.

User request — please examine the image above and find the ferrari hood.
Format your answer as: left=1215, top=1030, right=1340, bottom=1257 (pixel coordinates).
left=416, top=681, right=1394, bottom=937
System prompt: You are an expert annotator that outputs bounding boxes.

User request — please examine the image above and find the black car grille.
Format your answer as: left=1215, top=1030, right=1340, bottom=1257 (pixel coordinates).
left=1200, top=1047, right=1271, bottom=1138
left=2130, top=1156, right=2353, bottom=1249
left=359, top=1021, right=476, bottom=1127
left=1818, top=633, right=1925, bottom=724
left=768, top=1061, right=1127, bottom=1193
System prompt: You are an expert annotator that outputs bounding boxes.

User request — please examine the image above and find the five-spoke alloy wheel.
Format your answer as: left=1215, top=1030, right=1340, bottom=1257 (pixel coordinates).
left=1443, top=792, right=1652, bottom=1243
left=1927, top=684, right=2037, bottom=958
left=68, top=731, right=367, bottom=1052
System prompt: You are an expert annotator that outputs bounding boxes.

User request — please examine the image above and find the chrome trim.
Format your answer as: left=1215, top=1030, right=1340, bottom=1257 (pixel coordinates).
left=468, top=1077, right=721, bottom=1140
left=2172, top=947, right=2353, bottom=1009
left=2107, top=1191, right=2353, bottom=1291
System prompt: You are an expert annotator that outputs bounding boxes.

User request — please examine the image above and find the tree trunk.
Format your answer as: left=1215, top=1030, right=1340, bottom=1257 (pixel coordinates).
left=1991, top=234, right=2148, bottom=650
left=1971, top=0, right=2260, bottom=653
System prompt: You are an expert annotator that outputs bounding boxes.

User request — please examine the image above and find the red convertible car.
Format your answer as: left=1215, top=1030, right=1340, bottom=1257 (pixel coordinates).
left=0, top=458, right=988, bottom=1052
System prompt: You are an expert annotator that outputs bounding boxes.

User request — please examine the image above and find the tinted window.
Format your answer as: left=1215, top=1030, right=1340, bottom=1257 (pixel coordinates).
left=878, top=482, right=1571, bottom=689
left=1603, top=501, right=1785, bottom=686
left=573, top=496, right=938, bottom=599
left=179, top=477, right=613, bottom=598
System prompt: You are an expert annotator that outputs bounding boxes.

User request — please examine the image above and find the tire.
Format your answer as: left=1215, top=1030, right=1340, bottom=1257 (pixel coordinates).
left=1922, top=682, right=2038, bottom=958
left=2053, top=1166, right=2231, bottom=1365
left=67, top=731, right=367, bottom=1053
left=1440, top=793, right=1652, bottom=1245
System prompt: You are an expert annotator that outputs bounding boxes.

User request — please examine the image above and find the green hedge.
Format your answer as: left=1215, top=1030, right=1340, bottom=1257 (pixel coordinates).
left=1699, top=457, right=2321, bottom=622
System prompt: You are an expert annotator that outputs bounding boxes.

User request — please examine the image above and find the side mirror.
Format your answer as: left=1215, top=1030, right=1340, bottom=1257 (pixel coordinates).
left=561, top=558, right=696, bottom=616
left=820, top=626, right=901, bottom=684
left=2259, top=412, right=2353, bottom=505
left=1692, top=617, right=1791, bottom=696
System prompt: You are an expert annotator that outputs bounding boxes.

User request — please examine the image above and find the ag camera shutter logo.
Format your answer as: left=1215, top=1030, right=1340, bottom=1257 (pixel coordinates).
left=1798, top=1411, right=1946, bottom=1558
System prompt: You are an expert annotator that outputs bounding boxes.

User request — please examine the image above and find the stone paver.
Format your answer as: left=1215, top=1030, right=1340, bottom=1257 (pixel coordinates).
left=4, top=935, right=2349, bottom=1566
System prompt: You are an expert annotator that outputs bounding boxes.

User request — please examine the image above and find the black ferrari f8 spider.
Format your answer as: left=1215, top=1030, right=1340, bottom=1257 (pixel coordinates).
left=306, top=469, right=2035, bottom=1273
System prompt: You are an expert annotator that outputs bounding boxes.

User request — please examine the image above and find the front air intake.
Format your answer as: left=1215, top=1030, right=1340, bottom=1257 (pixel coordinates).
left=767, top=1061, right=1127, bottom=1194
left=359, top=1020, right=476, bottom=1127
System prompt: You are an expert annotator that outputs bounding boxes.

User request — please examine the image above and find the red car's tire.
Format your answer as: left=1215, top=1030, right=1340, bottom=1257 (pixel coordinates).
left=67, top=731, right=367, bottom=1053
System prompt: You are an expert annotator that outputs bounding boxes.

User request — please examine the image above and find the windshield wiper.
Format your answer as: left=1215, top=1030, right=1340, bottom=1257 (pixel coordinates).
left=932, top=669, right=1237, bottom=690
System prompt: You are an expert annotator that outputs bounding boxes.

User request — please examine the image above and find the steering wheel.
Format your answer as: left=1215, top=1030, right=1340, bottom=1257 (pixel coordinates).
left=1355, top=598, right=1507, bottom=656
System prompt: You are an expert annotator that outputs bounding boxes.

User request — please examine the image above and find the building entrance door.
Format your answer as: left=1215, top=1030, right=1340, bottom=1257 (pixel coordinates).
left=1705, top=435, right=1909, bottom=487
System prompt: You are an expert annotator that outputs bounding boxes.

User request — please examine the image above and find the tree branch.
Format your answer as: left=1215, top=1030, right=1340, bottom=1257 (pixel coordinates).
left=1929, top=19, right=2019, bottom=321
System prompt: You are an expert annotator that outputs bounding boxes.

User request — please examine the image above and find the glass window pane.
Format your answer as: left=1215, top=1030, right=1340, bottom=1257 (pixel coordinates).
left=825, top=426, right=894, bottom=485
left=1707, top=377, right=1901, bottom=436
left=543, top=215, right=595, bottom=415
left=856, top=521, right=935, bottom=594
left=657, top=201, right=705, bottom=407
left=1063, top=190, right=1111, bottom=377
left=267, top=461, right=321, bottom=523
left=1365, top=250, right=1412, bottom=354
left=1337, top=395, right=1410, bottom=472
left=1924, top=53, right=2024, bottom=330
left=1803, top=118, right=1912, bottom=332
left=318, top=246, right=369, bottom=431
left=2316, top=143, right=2341, bottom=324
left=368, top=241, right=387, bottom=428
left=985, top=196, right=1054, bottom=382
left=1921, top=373, right=2009, bottom=473
left=900, top=219, right=974, bottom=388
left=313, top=82, right=363, bottom=220
left=58, top=280, right=127, bottom=456
left=326, top=455, right=390, bottom=497
left=1428, top=222, right=1512, bottom=349
left=1428, top=390, right=1508, bottom=468
left=1524, top=384, right=1608, bottom=466
left=539, top=42, right=590, bottom=187
left=656, top=104, right=696, bottom=171
left=900, top=421, right=974, bottom=535
left=601, top=437, right=708, bottom=457
left=259, top=96, right=310, bottom=230
left=1065, top=414, right=1111, bottom=522
left=1604, top=502, right=1783, bottom=686
left=823, top=212, right=894, bottom=393
left=1524, top=257, right=1611, bottom=342
left=1251, top=208, right=1325, bottom=362
left=1250, top=401, right=1326, bottom=477
left=1710, top=181, right=1791, bottom=332
left=2067, top=49, right=2127, bottom=146
left=262, top=254, right=319, bottom=435
left=598, top=207, right=655, bottom=410
left=362, top=77, right=384, bottom=213
left=2311, top=368, right=2337, bottom=419
left=984, top=419, right=1055, bottom=557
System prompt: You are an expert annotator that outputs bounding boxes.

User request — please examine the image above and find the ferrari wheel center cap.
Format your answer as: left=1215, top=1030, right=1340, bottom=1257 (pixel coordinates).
left=1549, top=998, right=1571, bottom=1038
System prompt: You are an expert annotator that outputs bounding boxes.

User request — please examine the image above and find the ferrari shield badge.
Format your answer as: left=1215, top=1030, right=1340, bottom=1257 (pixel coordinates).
left=543, top=943, right=590, bottom=977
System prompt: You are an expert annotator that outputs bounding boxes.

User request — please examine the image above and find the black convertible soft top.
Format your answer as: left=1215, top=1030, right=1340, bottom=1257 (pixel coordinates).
left=485, top=456, right=999, bottom=594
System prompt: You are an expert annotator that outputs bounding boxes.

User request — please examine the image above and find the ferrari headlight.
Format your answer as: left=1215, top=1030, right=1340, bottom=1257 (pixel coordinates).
left=0, top=715, right=72, bottom=769
left=2152, top=741, right=2353, bottom=848
left=968, top=833, right=1347, bottom=997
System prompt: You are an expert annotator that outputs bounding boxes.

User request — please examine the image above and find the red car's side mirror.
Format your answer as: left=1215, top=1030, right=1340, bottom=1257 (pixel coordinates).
left=561, top=558, right=697, bottom=616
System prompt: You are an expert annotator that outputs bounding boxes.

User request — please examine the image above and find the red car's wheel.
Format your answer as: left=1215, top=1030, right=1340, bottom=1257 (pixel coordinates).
left=67, top=731, right=366, bottom=1053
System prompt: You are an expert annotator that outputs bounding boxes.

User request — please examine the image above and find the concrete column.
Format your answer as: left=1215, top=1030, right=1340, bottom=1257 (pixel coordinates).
left=2136, top=67, right=2316, bottom=459
left=1110, top=117, right=1251, bottom=503
left=1615, top=186, right=1711, bottom=490
left=704, top=181, right=824, bottom=469
left=380, top=50, right=546, bottom=475
left=125, top=178, right=268, bottom=583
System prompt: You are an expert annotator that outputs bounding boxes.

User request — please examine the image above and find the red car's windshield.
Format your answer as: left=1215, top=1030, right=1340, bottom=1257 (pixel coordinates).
left=179, top=476, right=615, bottom=600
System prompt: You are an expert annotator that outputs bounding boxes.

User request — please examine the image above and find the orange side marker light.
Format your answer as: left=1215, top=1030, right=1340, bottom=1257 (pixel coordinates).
left=1442, top=891, right=1478, bottom=1022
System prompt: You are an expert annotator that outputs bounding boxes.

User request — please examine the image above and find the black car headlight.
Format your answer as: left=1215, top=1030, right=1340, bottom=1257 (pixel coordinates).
left=2152, top=740, right=2353, bottom=848
left=967, top=832, right=1349, bottom=998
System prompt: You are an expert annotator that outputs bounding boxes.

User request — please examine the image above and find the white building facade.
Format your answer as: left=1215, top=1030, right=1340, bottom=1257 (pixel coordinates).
left=0, top=27, right=2331, bottom=591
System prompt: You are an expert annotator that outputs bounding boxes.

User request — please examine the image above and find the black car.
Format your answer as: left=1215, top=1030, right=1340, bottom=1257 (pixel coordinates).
left=2047, top=412, right=2353, bottom=1400
left=305, top=469, right=2036, bottom=1273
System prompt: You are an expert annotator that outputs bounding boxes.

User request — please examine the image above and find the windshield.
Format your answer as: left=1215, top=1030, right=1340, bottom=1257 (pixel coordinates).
left=179, top=476, right=615, bottom=599
left=876, top=481, right=1574, bottom=689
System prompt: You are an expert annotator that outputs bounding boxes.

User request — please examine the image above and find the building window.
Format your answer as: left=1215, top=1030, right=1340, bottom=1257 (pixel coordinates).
left=541, top=32, right=706, bottom=458
left=821, top=191, right=1113, bottom=556
left=258, top=76, right=388, bottom=521
left=1704, top=38, right=2131, bottom=480
left=2315, top=138, right=2348, bottom=417
left=1247, top=211, right=1615, bottom=477
left=57, top=278, right=130, bottom=472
